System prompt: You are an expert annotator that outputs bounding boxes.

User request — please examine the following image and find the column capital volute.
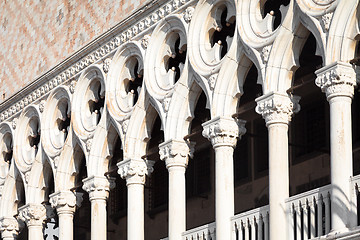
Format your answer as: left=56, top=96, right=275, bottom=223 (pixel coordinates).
left=82, top=176, right=114, bottom=201
left=18, top=203, right=47, bottom=227
left=315, top=61, right=357, bottom=100
left=49, top=190, right=83, bottom=214
left=202, top=116, right=246, bottom=148
left=0, top=217, right=19, bottom=238
left=255, top=92, right=300, bottom=126
left=159, top=139, right=195, bottom=169
left=117, top=158, right=154, bottom=185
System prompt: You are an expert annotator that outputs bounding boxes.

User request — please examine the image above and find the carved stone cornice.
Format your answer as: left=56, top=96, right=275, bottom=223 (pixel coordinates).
left=255, top=92, right=300, bottom=126
left=18, top=204, right=46, bottom=227
left=0, top=217, right=19, bottom=238
left=159, top=139, right=195, bottom=169
left=315, top=62, right=357, bottom=100
left=82, top=176, right=115, bottom=201
left=117, top=158, right=154, bottom=185
left=49, top=191, right=83, bottom=215
left=202, top=116, right=246, bottom=148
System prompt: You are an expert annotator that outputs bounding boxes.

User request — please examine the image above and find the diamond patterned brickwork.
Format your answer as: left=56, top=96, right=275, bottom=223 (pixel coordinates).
left=0, top=0, right=147, bottom=102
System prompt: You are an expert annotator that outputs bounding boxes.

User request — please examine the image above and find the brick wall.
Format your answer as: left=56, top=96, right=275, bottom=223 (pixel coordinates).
left=0, top=0, right=147, bottom=102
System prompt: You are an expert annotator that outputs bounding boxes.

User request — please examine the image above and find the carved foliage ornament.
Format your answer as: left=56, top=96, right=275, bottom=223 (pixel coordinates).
left=202, top=116, right=246, bottom=148
left=159, top=139, right=195, bottom=168
left=315, top=62, right=357, bottom=99
left=82, top=176, right=115, bottom=200
left=0, top=217, right=19, bottom=233
left=49, top=191, right=83, bottom=213
left=18, top=204, right=46, bottom=226
left=255, top=92, right=300, bottom=126
left=117, top=159, right=154, bottom=185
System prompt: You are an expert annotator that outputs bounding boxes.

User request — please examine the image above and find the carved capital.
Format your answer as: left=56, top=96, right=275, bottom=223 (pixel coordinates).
left=159, top=139, right=195, bottom=169
left=255, top=92, right=300, bottom=126
left=49, top=191, right=83, bottom=214
left=0, top=217, right=19, bottom=238
left=18, top=204, right=46, bottom=227
left=315, top=62, right=357, bottom=100
left=82, top=176, right=114, bottom=201
left=202, top=116, right=246, bottom=148
left=117, top=159, right=154, bottom=185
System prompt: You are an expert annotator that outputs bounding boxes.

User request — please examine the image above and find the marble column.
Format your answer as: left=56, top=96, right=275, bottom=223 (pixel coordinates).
left=0, top=217, right=19, bottom=240
left=49, top=190, right=83, bottom=240
left=202, top=116, right=246, bottom=240
left=159, top=139, right=193, bottom=240
left=256, top=92, right=300, bottom=240
left=82, top=176, right=114, bottom=240
left=18, top=203, right=47, bottom=240
left=315, top=62, right=358, bottom=231
left=117, top=158, right=154, bottom=240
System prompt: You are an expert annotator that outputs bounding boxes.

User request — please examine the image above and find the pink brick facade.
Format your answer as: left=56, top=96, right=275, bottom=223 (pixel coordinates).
left=0, top=0, right=147, bottom=102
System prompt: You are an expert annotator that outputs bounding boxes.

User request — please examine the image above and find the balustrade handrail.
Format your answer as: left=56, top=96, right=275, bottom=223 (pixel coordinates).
left=231, top=205, right=269, bottom=221
left=182, top=222, right=216, bottom=239
left=286, top=184, right=331, bottom=204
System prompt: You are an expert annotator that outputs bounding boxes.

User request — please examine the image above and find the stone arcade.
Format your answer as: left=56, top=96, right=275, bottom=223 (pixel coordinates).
left=0, top=0, right=360, bottom=239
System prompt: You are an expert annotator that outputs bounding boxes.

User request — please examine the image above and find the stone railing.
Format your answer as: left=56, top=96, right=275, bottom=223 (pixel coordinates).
left=231, top=205, right=269, bottom=240
left=286, top=185, right=331, bottom=240
left=182, top=222, right=216, bottom=240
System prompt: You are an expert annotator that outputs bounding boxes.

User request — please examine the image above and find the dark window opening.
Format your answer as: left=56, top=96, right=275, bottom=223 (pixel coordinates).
left=211, top=7, right=235, bottom=59
left=185, top=91, right=212, bottom=199
left=254, top=118, right=269, bottom=175
left=239, top=65, right=262, bottom=106
left=293, top=33, right=323, bottom=83
left=2, top=133, right=13, bottom=164
left=88, top=81, right=105, bottom=125
left=263, top=0, right=290, bottom=30
left=107, top=136, right=127, bottom=223
left=166, top=36, right=186, bottom=83
left=126, top=60, right=143, bottom=106
left=57, top=101, right=71, bottom=140
left=353, top=92, right=360, bottom=175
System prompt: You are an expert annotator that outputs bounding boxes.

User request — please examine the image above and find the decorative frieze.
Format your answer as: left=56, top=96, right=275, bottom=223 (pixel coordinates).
left=315, top=62, right=357, bottom=99
left=159, top=139, right=194, bottom=168
left=202, top=116, right=246, bottom=148
left=117, top=159, right=154, bottom=185
left=82, top=176, right=115, bottom=201
left=255, top=92, right=300, bottom=126
left=18, top=204, right=47, bottom=227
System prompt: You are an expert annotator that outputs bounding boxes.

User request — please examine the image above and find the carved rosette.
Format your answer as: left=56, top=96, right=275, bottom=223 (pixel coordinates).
left=315, top=62, right=357, bottom=100
left=49, top=191, right=83, bottom=214
left=18, top=204, right=47, bottom=227
left=159, top=139, right=194, bottom=169
left=255, top=92, right=300, bottom=126
left=117, top=159, right=154, bottom=185
left=82, top=176, right=114, bottom=201
left=202, top=116, right=246, bottom=148
left=0, top=217, right=19, bottom=238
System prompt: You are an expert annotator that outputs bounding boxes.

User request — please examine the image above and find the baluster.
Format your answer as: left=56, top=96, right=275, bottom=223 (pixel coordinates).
left=251, top=217, right=256, bottom=240
left=303, top=203, right=309, bottom=239
left=244, top=219, right=250, bottom=240
left=258, top=215, right=263, bottom=240
left=209, top=226, right=215, bottom=240
left=324, top=193, right=331, bottom=234
left=264, top=213, right=269, bottom=240
left=317, top=196, right=323, bottom=237
left=310, top=199, right=316, bottom=238
left=296, top=205, right=302, bottom=240
left=238, top=221, right=244, bottom=240
left=232, top=222, right=237, bottom=240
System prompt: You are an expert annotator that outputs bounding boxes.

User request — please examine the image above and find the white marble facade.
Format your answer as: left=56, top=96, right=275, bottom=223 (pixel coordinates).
left=0, top=0, right=359, bottom=239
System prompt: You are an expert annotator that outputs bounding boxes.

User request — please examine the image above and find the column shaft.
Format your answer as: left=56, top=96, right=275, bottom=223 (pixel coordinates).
left=58, top=212, right=74, bottom=240
left=329, top=96, right=353, bottom=230
left=28, top=225, right=43, bottom=240
left=268, top=123, right=289, bottom=240
left=214, top=145, right=235, bottom=240
left=90, top=198, right=107, bottom=240
left=168, top=166, right=186, bottom=240
left=127, top=183, right=144, bottom=240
